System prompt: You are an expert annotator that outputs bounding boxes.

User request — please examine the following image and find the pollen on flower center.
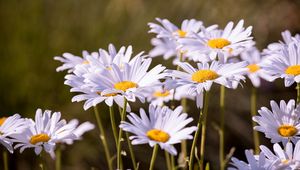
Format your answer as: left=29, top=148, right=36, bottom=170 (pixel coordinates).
left=114, top=81, right=137, bottom=92
left=147, top=129, right=170, bottom=143
left=176, top=30, right=187, bottom=38
left=30, top=133, right=50, bottom=145
left=82, top=60, right=89, bottom=64
left=207, top=38, right=231, bottom=49
left=153, top=90, right=170, bottom=98
left=247, top=64, right=260, bottom=73
left=0, top=117, right=7, bottom=126
left=285, top=65, right=300, bottom=76
left=192, top=70, right=219, bottom=83
left=281, top=159, right=290, bottom=164
left=277, top=125, right=298, bottom=137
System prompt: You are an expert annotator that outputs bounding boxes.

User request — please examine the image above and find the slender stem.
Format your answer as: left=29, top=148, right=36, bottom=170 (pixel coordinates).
left=55, top=146, right=61, bottom=170
left=117, top=98, right=128, bottom=169
left=171, top=155, right=175, bottom=170
left=93, top=106, right=113, bottom=170
left=297, top=83, right=300, bottom=104
left=219, top=86, right=225, bottom=170
left=199, top=92, right=210, bottom=170
left=3, top=150, right=8, bottom=170
left=250, top=87, right=260, bottom=154
left=125, top=132, right=137, bottom=170
left=181, top=98, right=188, bottom=169
left=149, top=145, right=159, bottom=170
left=189, top=91, right=209, bottom=170
left=39, top=151, right=44, bottom=170
left=164, top=151, right=171, bottom=170
left=109, top=106, right=118, bottom=146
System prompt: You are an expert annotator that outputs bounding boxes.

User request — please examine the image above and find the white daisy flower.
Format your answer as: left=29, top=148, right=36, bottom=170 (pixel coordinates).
left=145, top=84, right=174, bottom=106
left=149, top=37, right=178, bottom=60
left=119, top=105, right=197, bottom=155
left=0, top=114, right=28, bottom=153
left=260, top=141, right=300, bottom=169
left=229, top=150, right=271, bottom=170
left=84, top=56, right=166, bottom=104
left=166, top=61, right=248, bottom=107
left=54, top=51, right=94, bottom=73
left=12, top=109, right=77, bottom=158
left=263, top=30, right=300, bottom=55
left=179, top=20, right=254, bottom=63
left=148, top=18, right=203, bottom=40
left=253, top=99, right=300, bottom=144
left=59, top=119, right=95, bottom=145
left=262, top=42, right=300, bottom=87
left=240, top=47, right=274, bottom=87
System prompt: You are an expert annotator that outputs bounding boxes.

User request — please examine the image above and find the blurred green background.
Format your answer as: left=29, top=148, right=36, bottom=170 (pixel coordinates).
left=1, top=0, right=300, bottom=169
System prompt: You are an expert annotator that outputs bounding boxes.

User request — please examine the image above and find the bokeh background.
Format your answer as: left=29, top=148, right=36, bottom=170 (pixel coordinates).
left=1, top=0, right=300, bottom=169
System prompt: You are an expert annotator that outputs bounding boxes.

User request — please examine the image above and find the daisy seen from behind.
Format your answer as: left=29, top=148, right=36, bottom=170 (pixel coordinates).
left=253, top=99, right=300, bottom=144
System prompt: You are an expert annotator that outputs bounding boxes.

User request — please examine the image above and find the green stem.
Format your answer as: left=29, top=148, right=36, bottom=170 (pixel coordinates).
left=149, top=145, right=159, bottom=170
left=181, top=98, right=188, bottom=169
left=39, top=151, right=44, bottom=170
left=3, top=150, right=8, bottom=170
left=250, top=87, right=260, bottom=154
left=219, top=86, right=225, bottom=170
left=164, top=151, right=171, bottom=170
left=200, top=92, right=210, bottom=170
left=117, top=98, right=128, bottom=169
left=171, top=155, right=175, bottom=170
left=125, top=132, right=137, bottom=170
left=55, top=146, right=61, bottom=170
left=93, top=106, right=113, bottom=170
left=109, top=106, right=118, bottom=146
left=297, top=83, right=300, bottom=104
left=189, top=92, right=209, bottom=170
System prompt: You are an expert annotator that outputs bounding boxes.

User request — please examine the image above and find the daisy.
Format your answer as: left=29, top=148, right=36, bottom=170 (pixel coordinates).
left=253, top=99, right=300, bottom=144
left=0, top=114, right=28, bottom=153
left=59, top=119, right=95, bottom=145
left=12, top=109, right=77, bottom=158
left=166, top=61, right=248, bottom=107
left=263, top=30, right=300, bottom=55
left=260, top=141, right=300, bottom=169
left=148, top=18, right=203, bottom=40
left=119, top=105, right=197, bottom=155
left=240, top=47, right=274, bottom=87
left=262, top=42, right=300, bottom=87
left=179, top=19, right=254, bottom=63
left=229, top=150, right=271, bottom=170
left=84, top=56, right=166, bottom=104
left=149, top=37, right=178, bottom=60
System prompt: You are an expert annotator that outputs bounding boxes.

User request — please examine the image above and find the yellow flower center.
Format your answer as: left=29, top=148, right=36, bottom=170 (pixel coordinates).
left=0, top=117, right=7, bottom=126
left=114, top=81, right=137, bottom=92
left=281, top=159, right=289, bottom=164
left=147, top=129, right=170, bottom=143
left=176, top=30, right=187, bottom=38
left=82, top=60, right=89, bottom=64
left=30, top=133, right=50, bottom=145
left=247, top=64, right=260, bottom=73
left=96, top=91, right=117, bottom=97
left=285, top=65, right=300, bottom=76
left=207, top=38, right=231, bottom=49
left=153, top=90, right=170, bottom=98
left=192, top=70, right=219, bottom=83
left=277, top=125, right=298, bottom=137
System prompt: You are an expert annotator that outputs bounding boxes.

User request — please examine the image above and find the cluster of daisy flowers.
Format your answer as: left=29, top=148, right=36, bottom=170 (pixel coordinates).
left=3, top=17, right=300, bottom=170
left=0, top=109, right=94, bottom=158
left=52, top=17, right=300, bottom=170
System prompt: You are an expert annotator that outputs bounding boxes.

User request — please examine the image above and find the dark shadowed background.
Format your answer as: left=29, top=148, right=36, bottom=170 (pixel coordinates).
left=0, top=0, right=300, bottom=169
